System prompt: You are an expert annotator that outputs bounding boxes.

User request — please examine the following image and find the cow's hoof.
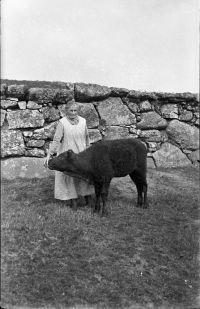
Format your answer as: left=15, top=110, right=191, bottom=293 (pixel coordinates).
left=100, top=210, right=108, bottom=217
left=92, top=208, right=99, bottom=214
left=66, top=201, right=72, bottom=207
left=85, top=203, right=92, bottom=208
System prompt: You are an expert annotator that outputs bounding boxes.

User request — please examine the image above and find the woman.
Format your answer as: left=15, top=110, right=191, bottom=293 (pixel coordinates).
left=45, top=100, right=94, bottom=209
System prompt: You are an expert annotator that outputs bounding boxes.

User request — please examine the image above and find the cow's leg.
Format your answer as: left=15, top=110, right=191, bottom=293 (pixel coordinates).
left=129, top=171, right=142, bottom=206
left=100, top=178, right=111, bottom=215
left=143, top=183, right=148, bottom=208
left=135, top=182, right=143, bottom=207
left=94, top=182, right=102, bottom=213
left=129, top=171, right=148, bottom=208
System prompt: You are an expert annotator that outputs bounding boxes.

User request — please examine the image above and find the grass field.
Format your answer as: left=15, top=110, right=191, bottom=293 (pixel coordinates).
left=1, top=166, right=199, bottom=309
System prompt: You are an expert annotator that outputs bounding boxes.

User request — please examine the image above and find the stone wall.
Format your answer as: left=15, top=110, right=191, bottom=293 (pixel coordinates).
left=1, top=82, right=199, bottom=171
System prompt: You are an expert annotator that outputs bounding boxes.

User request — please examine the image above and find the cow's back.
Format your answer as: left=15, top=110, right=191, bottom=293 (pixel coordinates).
left=106, top=139, right=147, bottom=177
left=82, top=138, right=147, bottom=178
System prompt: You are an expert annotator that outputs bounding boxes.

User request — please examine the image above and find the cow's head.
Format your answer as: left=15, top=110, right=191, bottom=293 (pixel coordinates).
left=48, top=150, right=78, bottom=173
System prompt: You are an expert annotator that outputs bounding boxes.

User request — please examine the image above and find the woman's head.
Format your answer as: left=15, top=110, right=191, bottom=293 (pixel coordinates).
left=65, top=100, right=79, bottom=119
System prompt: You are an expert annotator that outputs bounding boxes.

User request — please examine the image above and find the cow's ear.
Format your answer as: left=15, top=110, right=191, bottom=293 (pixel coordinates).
left=67, top=149, right=74, bottom=161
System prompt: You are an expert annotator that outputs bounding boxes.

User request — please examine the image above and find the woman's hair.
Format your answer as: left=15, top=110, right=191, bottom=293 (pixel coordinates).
left=65, top=100, right=78, bottom=110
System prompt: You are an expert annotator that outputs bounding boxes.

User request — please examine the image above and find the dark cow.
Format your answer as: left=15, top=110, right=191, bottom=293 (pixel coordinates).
left=48, top=138, right=148, bottom=215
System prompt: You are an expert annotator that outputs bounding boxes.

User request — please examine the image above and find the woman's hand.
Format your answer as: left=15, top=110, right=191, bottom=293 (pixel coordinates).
left=44, top=154, right=51, bottom=168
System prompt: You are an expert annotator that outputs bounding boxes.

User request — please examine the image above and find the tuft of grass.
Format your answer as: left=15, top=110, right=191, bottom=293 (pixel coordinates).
left=1, top=167, right=199, bottom=309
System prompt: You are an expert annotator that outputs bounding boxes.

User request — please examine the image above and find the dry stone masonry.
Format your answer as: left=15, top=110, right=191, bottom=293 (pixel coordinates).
left=1, top=82, right=199, bottom=169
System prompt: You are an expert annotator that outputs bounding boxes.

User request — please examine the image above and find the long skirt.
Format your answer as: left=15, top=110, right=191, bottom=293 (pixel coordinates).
left=54, top=171, right=94, bottom=200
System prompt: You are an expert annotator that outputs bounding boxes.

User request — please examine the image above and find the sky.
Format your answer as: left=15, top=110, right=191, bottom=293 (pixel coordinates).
left=1, top=0, right=199, bottom=92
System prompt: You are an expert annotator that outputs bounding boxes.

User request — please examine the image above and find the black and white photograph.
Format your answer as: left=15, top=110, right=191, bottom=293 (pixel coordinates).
left=1, top=0, right=199, bottom=308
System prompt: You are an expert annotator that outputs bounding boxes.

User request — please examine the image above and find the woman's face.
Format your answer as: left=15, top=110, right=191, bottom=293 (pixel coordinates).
left=66, top=105, right=78, bottom=119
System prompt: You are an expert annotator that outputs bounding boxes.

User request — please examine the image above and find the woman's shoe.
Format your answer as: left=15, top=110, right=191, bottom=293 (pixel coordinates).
left=85, top=195, right=92, bottom=207
left=71, top=198, right=78, bottom=210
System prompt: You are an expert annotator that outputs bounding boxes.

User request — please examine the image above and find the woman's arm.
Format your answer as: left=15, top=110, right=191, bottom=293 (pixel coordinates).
left=85, top=123, right=90, bottom=148
left=49, top=122, right=64, bottom=155
left=44, top=122, right=64, bottom=167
